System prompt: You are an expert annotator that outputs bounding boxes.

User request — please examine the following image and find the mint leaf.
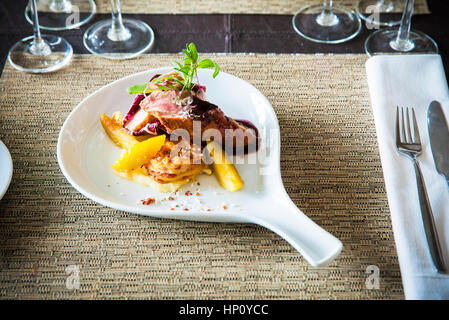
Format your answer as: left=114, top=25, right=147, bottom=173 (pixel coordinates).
left=127, top=83, right=148, bottom=94
left=212, top=63, right=220, bottom=78
left=198, top=59, right=220, bottom=78
left=171, top=60, right=183, bottom=70
left=188, top=43, right=198, bottom=62
left=198, top=59, right=214, bottom=69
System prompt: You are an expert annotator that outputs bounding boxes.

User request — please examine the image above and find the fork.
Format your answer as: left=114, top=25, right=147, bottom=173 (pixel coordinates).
left=396, top=107, right=447, bottom=274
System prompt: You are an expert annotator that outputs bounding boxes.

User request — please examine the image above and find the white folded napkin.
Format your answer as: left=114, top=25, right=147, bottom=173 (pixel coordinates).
left=366, top=54, right=449, bottom=299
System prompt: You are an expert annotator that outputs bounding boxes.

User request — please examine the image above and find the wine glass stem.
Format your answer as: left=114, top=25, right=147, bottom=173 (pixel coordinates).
left=376, top=0, right=386, bottom=7
left=390, top=0, right=415, bottom=51
left=50, top=0, right=72, bottom=12
left=31, top=0, right=42, bottom=42
left=316, top=0, right=339, bottom=27
left=30, top=0, right=51, bottom=56
left=376, top=0, right=394, bottom=11
left=108, top=0, right=131, bottom=41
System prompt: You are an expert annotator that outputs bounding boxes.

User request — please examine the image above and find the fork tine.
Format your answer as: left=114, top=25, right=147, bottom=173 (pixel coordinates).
left=406, top=107, right=413, bottom=143
left=411, top=107, right=421, bottom=144
left=401, top=107, right=407, bottom=143
left=396, top=106, right=401, bottom=145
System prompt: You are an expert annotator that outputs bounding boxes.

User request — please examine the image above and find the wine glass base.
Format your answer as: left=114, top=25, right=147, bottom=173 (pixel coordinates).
left=365, top=27, right=438, bottom=56
left=292, top=5, right=361, bottom=44
left=83, top=18, right=155, bottom=60
left=357, top=0, right=401, bottom=27
left=25, top=0, right=96, bottom=31
left=8, top=34, right=73, bottom=73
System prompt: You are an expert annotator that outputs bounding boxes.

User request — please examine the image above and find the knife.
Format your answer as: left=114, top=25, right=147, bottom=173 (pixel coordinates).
left=426, top=101, right=449, bottom=273
left=428, top=101, right=449, bottom=186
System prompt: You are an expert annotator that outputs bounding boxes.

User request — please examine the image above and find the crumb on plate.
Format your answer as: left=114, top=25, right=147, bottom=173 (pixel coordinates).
left=141, top=197, right=156, bottom=205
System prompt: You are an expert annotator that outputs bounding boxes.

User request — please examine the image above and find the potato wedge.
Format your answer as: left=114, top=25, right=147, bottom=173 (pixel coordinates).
left=100, top=113, right=138, bottom=150
left=206, top=141, right=244, bottom=192
left=112, top=135, right=166, bottom=172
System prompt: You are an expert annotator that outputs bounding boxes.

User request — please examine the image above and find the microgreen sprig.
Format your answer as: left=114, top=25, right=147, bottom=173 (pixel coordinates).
left=172, top=43, right=219, bottom=93
left=126, top=42, right=219, bottom=96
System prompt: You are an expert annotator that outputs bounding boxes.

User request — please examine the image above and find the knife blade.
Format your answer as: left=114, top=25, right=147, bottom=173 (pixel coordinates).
left=427, top=101, right=449, bottom=184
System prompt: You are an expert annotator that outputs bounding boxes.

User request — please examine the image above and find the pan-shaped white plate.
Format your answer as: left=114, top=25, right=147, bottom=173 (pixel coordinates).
left=57, top=68, right=342, bottom=267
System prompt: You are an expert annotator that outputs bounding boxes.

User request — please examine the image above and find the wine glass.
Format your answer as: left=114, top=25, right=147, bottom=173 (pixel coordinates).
left=365, top=0, right=438, bottom=56
left=25, top=0, right=96, bottom=31
left=8, top=0, right=73, bottom=73
left=292, top=0, right=361, bottom=44
left=83, top=0, right=154, bottom=59
left=357, top=0, right=401, bottom=27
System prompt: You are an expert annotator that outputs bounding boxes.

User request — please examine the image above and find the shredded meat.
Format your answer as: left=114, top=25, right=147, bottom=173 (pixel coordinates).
left=145, top=140, right=205, bottom=184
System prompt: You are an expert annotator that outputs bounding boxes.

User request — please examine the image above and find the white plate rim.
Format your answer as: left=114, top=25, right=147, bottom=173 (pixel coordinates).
left=0, top=140, right=13, bottom=200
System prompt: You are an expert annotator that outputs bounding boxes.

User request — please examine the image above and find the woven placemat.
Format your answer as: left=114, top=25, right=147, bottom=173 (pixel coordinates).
left=94, top=0, right=430, bottom=14
left=0, top=53, right=403, bottom=299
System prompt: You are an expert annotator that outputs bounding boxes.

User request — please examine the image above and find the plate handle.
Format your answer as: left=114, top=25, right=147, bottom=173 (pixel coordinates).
left=247, top=195, right=343, bottom=267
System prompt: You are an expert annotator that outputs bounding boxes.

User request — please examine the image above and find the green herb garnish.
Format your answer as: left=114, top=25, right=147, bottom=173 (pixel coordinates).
left=127, top=83, right=154, bottom=95
left=126, top=42, right=219, bottom=95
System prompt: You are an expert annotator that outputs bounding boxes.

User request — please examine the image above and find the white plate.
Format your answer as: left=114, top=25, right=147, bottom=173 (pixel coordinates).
left=0, top=140, right=13, bottom=200
left=57, top=68, right=342, bottom=267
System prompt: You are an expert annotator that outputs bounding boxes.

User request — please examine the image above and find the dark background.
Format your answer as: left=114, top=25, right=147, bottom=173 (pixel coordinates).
left=1, top=0, right=448, bottom=73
